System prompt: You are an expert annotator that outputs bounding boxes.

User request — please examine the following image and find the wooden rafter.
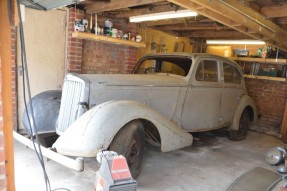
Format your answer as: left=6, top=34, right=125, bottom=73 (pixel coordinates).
left=106, top=3, right=182, bottom=18
left=261, top=4, right=287, bottom=18
left=86, top=0, right=165, bottom=13
left=168, top=0, right=287, bottom=51
left=180, top=30, right=250, bottom=39
left=155, top=23, right=228, bottom=31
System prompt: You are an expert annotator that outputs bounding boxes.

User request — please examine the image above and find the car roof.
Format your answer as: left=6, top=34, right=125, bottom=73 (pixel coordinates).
left=140, top=52, right=242, bottom=72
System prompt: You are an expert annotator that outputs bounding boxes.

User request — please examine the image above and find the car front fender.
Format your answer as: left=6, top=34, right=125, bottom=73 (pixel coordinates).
left=230, top=95, right=258, bottom=130
left=52, top=100, right=193, bottom=157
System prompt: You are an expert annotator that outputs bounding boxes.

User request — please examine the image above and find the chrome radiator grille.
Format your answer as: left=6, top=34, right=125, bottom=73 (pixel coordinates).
left=57, top=75, right=88, bottom=134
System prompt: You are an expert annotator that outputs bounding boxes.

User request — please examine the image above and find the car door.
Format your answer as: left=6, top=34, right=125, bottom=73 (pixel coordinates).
left=181, top=58, right=223, bottom=132
left=220, top=61, right=243, bottom=126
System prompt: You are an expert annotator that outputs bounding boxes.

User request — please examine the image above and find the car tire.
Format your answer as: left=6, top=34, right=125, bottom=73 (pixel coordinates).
left=109, top=120, right=145, bottom=179
left=229, top=109, right=250, bottom=141
left=36, top=133, right=59, bottom=148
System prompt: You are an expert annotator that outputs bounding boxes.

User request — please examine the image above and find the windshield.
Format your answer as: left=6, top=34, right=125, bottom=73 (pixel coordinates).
left=133, top=56, right=192, bottom=76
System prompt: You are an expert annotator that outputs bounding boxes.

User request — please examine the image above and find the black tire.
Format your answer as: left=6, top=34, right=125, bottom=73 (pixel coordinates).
left=229, top=109, right=250, bottom=141
left=36, top=133, right=59, bottom=148
left=109, top=121, right=144, bottom=178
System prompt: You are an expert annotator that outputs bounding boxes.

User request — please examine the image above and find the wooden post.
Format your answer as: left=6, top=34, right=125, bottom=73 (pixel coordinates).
left=281, top=100, right=287, bottom=142
left=0, top=0, right=16, bottom=190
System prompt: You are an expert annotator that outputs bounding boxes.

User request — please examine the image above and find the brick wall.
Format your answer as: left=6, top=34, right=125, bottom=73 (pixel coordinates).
left=67, top=8, right=84, bottom=73
left=81, top=16, right=138, bottom=74
left=82, top=41, right=137, bottom=74
left=245, top=78, right=287, bottom=136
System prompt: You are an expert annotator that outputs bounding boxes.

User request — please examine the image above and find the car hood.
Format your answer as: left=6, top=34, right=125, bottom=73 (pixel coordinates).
left=80, top=74, right=188, bottom=87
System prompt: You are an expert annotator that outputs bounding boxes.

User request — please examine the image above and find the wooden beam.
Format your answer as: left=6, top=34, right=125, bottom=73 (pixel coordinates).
left=0, top=0, right=15, bottom=191
left=167, top=0, right=287, bottom=51
left=261, top=4, right=287, bottom=18
left=180, top=30, right=250, bottom=39
left=86, top=0, right=165, bottom=13
left=108, top=3, right=183, bottom=18
left=221, top=0, right=287, bottom=38
left=155, top=23, right=228, bottom=31
left=276, top=17, right=287, bottom=25
left=281, top=100, right=287, bottom=142
left=143, top=17, right=213, bottom=26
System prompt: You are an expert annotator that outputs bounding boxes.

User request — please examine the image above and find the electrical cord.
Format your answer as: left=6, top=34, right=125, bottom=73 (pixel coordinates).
left=14, top=1, right=71, bottom=191
left=15, top=1, right=51, bottom=190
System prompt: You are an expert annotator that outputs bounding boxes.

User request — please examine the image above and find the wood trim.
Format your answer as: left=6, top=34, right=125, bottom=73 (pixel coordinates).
left=0, top=0, right=15, bottom=190
left=72, top=32, right=146, bottom=48
left=230, top=57, right=287, bottom=65
left=86, top=0, right=164, bottom=13
left=244, top=74, right=286, bottom=82
left=281, top=101, right=287, bottom=141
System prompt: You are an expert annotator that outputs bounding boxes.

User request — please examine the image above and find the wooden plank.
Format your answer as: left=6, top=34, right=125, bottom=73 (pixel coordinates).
left=86, top=0, right=165, bottom=13
left=230, top=57, right=287, bottom=65
left=109, top=3, right=183, bottom=18
left=180, top=30, right=250, bottom=39
left=222, top=0, right=287, bottom=38
left=0, top=0, right=15, bottom=190
left=244, top=74, right=286, bottom=82
left=281, top=101, right=287, bottom=141
left=261, top=4, right=287, bottom=18
left=155, top=23, right=227, bottom=31
left=72, top=32, right=146, bottom=48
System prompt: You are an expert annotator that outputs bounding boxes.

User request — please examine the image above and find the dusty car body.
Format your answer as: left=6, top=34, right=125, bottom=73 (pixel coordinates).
left=23, top=53, right=257, bottom=177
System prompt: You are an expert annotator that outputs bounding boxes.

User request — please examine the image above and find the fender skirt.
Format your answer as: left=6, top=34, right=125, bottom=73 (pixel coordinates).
left=53, top=100, right=193, bottom=157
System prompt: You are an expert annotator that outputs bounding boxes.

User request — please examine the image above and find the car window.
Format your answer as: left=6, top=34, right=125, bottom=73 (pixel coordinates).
left=134, top=57, right=192, bottom=76
left=195, top=60, right=218, bottom=82
left=223, top=63, right=242, bottom=84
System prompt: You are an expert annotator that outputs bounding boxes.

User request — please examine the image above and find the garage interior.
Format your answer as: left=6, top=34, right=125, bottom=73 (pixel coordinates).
left=1, top=0, right=287, bottom=190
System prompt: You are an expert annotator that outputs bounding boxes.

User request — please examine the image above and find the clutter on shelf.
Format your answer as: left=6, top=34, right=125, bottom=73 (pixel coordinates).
left=74, top=18, right=142, bottom=43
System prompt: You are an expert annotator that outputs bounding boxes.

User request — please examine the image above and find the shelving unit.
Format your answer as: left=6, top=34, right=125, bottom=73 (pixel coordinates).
left=230, top=57, right=287, bottom=65
left=230, top=56, right=287, bottom=82
left=244, top=74, right=286, bottom=82
left=72, top=32, right=146, bottom=48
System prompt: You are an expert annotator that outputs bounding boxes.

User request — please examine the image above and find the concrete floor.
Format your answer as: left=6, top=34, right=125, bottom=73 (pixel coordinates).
left=14, top=131, right=286, bottom=191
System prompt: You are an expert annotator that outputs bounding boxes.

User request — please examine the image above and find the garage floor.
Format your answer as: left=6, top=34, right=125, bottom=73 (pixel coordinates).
left=14, top=131, right=286, bottom=191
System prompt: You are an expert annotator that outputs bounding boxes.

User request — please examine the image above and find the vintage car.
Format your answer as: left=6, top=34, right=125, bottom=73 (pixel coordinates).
left=23, top=53, right=258, bottom=178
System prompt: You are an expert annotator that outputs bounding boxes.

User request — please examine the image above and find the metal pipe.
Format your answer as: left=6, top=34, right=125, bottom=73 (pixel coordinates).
left=13, top=131, right=84, bottom=172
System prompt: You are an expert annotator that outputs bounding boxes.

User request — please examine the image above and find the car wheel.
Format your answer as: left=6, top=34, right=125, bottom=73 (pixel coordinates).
left=109, top=121, right=144, bottom=178
left=36, top=133, right=59, bottom=147
left=229, top=109, right=249, bottom=141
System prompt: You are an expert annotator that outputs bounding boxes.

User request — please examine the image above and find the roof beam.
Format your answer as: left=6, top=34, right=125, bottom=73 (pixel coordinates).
left=155, top=23, right=228, bottom=31
left=86, top=0, right=165, bottom=13
left=261, top=4, right=287, bottom=18
left=167, top=0, right=287, bottom=51
left=142, top=17, right=213, bottom=26
left=107, top=3, right=182, bottom=18
left=180, top=30, right=250, bottom=39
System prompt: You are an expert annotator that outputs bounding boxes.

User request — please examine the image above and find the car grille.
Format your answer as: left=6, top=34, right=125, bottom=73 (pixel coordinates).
left=57, top=75, right=88, bottom=134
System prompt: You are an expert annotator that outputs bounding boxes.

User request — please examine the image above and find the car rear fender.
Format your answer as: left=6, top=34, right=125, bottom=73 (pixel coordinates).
left=52, top=100, right=193, bottom=157
left=230, top=95, right=258, bottom=130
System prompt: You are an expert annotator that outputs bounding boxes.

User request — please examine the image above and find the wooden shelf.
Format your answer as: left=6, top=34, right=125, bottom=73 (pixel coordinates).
left=230, top=57, right=287, bottom=65
left=244, top=74, right=286, bottom=82
left=72, top=32, right=146, bottom=48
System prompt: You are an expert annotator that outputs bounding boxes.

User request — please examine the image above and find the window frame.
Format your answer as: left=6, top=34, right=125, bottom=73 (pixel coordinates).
left=194, top=59, right=220, bottom=83
left=222, top=62, right=243, bottom=85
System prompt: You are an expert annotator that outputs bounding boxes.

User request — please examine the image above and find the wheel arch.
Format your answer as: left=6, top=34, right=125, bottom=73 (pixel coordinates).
left=230, top=95, right=258, bottom=131
left=53, top=100, right=193, bottom=157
